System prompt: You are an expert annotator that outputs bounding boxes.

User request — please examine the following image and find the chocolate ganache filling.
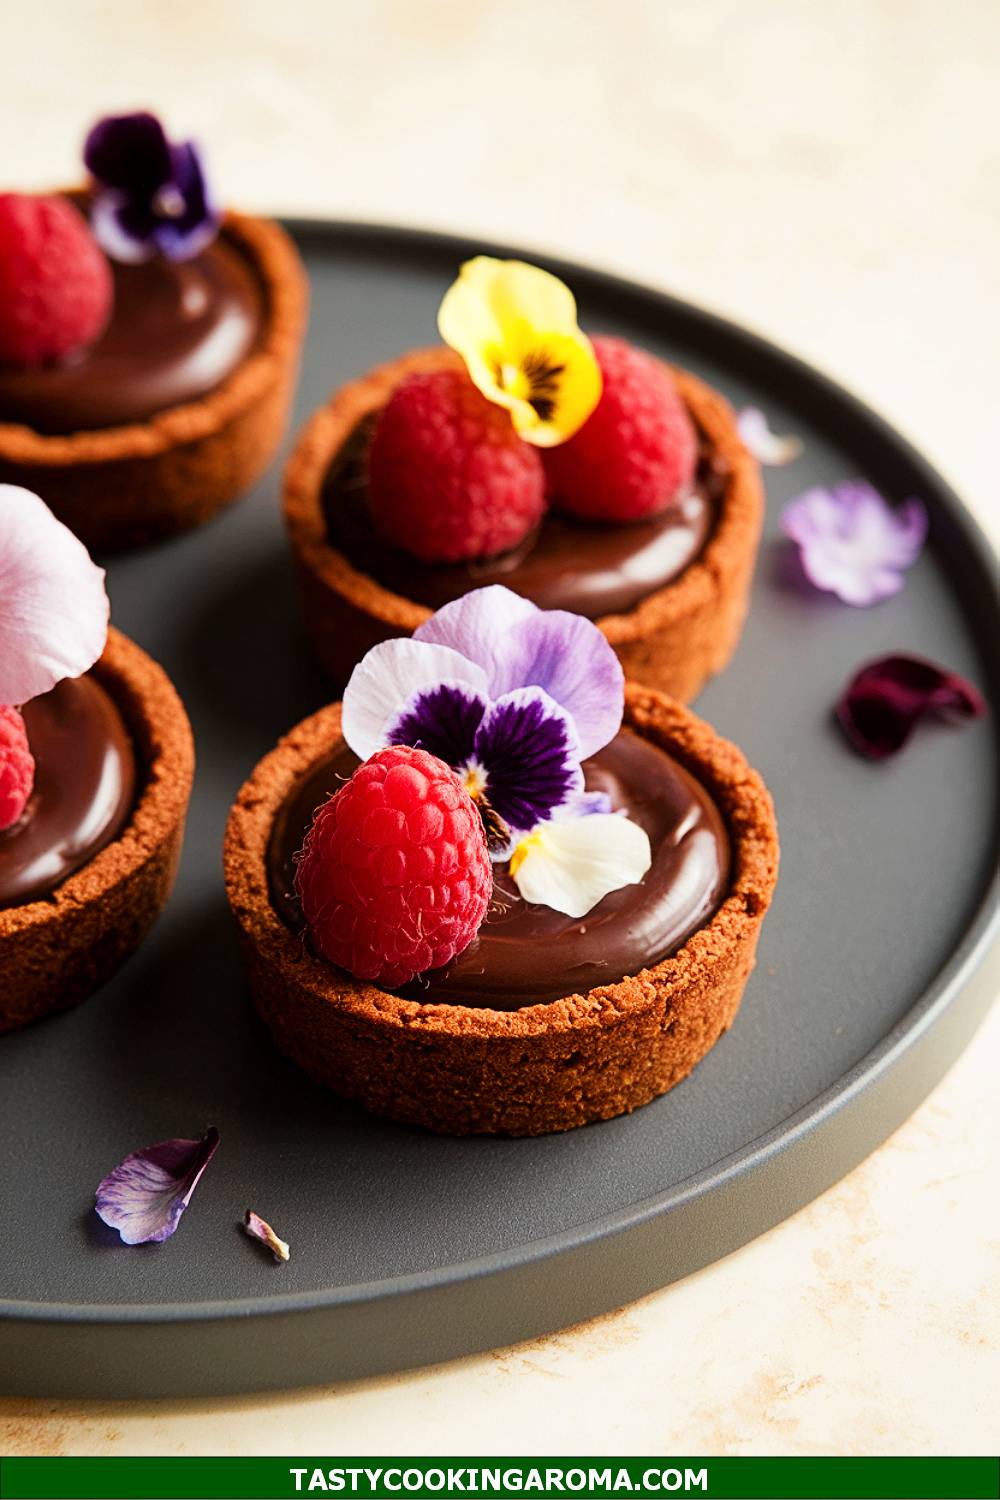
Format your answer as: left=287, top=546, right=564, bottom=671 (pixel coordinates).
left=0, top=676, right=137, bottom=908
left=0, top=238, right=263, bottom=435
left=322, top=416, right=726, bottom=620
left=267, top=729, right=730, bottom=1010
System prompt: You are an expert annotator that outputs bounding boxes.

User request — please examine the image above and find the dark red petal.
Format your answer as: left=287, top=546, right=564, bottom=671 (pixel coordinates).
left=836, top=654, right=986, bottom=760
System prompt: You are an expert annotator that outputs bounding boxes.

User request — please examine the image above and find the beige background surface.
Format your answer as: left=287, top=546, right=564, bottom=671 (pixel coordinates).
left=1, top=0, right=998, bottom=1458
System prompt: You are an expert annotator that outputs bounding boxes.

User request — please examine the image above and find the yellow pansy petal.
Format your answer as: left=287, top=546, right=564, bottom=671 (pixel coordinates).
left=437, top=256, right=602, bottom=447
left=510, top=813, right=651, bottom=918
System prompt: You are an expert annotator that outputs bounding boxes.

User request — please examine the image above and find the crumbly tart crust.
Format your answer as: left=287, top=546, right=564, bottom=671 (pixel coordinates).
left=0, top=211, right=309, bottom=552
left=224, top=684, right=779, bottom=1136
left=0, top=628, right=195, bottom=1032
left=283, top=348, right=764, bottom=702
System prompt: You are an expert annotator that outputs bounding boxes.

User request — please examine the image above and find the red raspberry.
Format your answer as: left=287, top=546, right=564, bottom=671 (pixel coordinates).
left=543, top=335, right=697, bottom=522
left=368, top=368, right=546, bottom=562
left=295, top=744, right=492, bottom=988
left=0, top=706, right=35, bottom=832
left=0, top=194, right=113, bottom=368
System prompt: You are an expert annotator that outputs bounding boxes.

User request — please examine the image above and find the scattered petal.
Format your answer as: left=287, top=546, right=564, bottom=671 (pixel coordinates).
left=782, top=481, right=928, bottom=605
left=836, top=654, right=986, bottom=759
left=0, top=485, right=109, bottom=705
left=737, top=407, right=803, bottom=466
left=509, top=812, right=652, bottom=918
left=244, top=1210, right=290, bottom=1263
left=342, top=639, right=488, bottom=761
left=438, top=256, right=602, bottom=446
left=95, top=1128, right=219, bottom=1245
left=84, top=112, right=219, bottom=264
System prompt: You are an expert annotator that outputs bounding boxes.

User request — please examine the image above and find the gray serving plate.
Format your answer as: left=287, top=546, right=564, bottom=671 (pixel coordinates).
left=1, top=223, right=997, bottom=1399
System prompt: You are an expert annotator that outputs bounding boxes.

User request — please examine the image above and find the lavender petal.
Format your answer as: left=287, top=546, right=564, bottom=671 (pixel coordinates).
left=781, top=480, right=927, bottom=606
left=95, top=1127, right=220, bottom=1245
left=489, top=609, right=625, bottom=759
left=413, top=586, right=537, bottom=679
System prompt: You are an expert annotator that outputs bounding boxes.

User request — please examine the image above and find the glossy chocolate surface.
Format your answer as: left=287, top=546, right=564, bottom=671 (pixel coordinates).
left=0, top=676, right=137, bottom=907
left=0, top=239, right=263, bottom=435
left=267, top=729, right=730, bottom=1010
left=322, top=417, right=724, bottom=619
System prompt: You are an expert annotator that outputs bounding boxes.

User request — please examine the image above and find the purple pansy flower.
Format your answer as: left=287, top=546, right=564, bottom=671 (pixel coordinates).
left=342, top=586, right=624, bottom=857
left=84, top=111, right=219, bottom=264
left=782, top=480, right=928, bottom=606
left=95, top=1127, right=219, bottom=1244
left=737, top=407, right=803, bottom=466
left=837, top=655, right=986, bottom=760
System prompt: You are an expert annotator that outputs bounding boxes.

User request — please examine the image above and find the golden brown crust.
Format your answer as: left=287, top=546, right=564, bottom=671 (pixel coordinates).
left=223, top=684, right=779, bottom=1135
left=0, top=212, right=309, bottom=551
left=0, top=628, right=195, bottom=1033
left=282, top=348, right=764, bottom=701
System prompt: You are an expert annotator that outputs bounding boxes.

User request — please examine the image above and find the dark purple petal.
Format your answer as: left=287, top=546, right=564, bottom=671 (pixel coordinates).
left=836, top=655, right=986, bottom=759
left=386, top=682, right=486, bottom=765
left=95, top=1127, right=219, bottom=1245
left=472, top=687, right=583, bottom=834
left=84, top=112, right=172, bottom=194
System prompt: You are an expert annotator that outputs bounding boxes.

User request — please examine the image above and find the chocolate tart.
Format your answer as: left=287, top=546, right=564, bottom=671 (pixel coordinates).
left=283, top=348, right=764, bottom=702
left=0, top=208, right=308, bottom=552
left=0, top=627, right=195, bottom=1033
left=223, top=684, right=778, bottom=1136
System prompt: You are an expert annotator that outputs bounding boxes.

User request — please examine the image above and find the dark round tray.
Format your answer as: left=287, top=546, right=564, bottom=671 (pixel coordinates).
left=2, top=222, right=997, bottom=1399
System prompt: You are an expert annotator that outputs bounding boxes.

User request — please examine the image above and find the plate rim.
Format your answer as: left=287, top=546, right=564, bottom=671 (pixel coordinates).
left=3, top=215, right=997, bottom=1332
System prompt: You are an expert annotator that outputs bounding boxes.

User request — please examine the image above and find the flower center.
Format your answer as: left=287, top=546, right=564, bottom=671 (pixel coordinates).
left=490, top=348, right=566, bottom=422
left=153, top=183, right=186, bottom=219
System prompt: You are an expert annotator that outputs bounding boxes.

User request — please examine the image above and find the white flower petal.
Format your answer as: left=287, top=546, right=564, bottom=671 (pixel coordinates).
left=341, top=639, right=488, bottom=761
left=510, top=813, right=652, bottom=919
left=737, top=407, right=803, bottom=466
left=0, top=486, right=109, bottom=706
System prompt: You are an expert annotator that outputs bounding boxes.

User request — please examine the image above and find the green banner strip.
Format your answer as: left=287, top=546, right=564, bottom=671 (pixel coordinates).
left=0, top=1456, right=997, bottom=1500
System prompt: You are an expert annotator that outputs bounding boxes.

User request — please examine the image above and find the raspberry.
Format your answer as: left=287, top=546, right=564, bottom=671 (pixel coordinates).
left=295, top=744, right=492, bottom=988
left=368, top=368, right=546, bottom=562
left=0, top=706, right=35, bottom=832
left=543, top=335, right=697, bottom=522
left=0, top=194, right=113, bottom=368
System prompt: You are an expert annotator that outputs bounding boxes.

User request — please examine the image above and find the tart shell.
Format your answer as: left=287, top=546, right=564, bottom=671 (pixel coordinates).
left=223, top=684, right=779, bottom=1136
left=0, top=628, right=195, bottom=1033
left=283, top=348, right=764, bottom=702
left=0, top=211, right=309, bottom=553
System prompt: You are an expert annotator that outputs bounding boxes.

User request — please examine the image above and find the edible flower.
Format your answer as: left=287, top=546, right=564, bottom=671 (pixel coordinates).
left=438, top=257, right=602, bottom=446
left=244, top=1210, right=290, bottom=1262
left=342, top=587, right=652, bottom=916
left=84, top=111, right=218, bottom=264
left=95, top=1127, right=220, bottom=1245
left=737, top=407, right=803, bottom=466
left=0, top=485, right=109, bottom=707
left=836, top=654, right=986, bottom=760
left=782, top=480, right=927, bottom=606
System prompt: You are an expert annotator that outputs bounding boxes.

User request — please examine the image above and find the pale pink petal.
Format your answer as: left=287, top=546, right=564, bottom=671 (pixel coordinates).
left=0, top=486, right=109, bottom=705
left=737, top=407, right=803, bottom=466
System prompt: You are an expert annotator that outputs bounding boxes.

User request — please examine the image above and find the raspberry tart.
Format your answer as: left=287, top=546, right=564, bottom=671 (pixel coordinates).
left=284, top=257, right=762, bottom=702
left=224, top=586, right=778, bottom=1136
left=0, top=486, right=194, bottom=1032
left=0, top=113, right=307, bottom=552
